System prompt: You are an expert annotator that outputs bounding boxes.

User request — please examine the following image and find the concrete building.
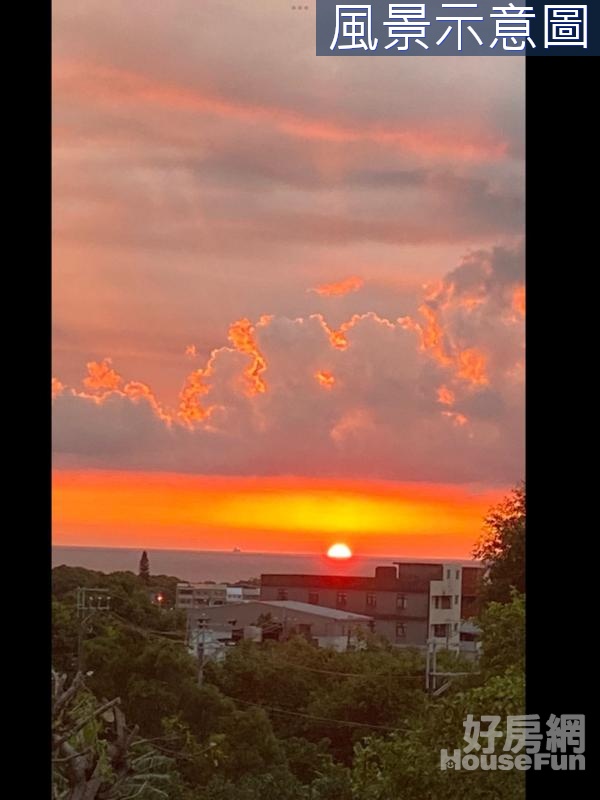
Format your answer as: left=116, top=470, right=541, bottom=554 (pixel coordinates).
left=186, top=599, right=374, bottom=653
left=458, top=620, right=482, bottom=660
left=260, top=562, right=484, bottom=652
left=176, top=582, right=228, bottom=608
left=176, top=582, right=260, bottom=609
left=225, top=585, right=261, bottom=603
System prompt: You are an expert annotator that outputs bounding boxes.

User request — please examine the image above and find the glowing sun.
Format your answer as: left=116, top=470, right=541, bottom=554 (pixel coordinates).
left=327, top=543, right=352, bottom=559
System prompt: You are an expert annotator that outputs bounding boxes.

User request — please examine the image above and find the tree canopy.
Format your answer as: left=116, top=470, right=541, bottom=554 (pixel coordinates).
left=53, top=485, right=526, bottom=799
left=139, top=550, right=150, bottom=583
left=473, top=482, right=525, bottom=604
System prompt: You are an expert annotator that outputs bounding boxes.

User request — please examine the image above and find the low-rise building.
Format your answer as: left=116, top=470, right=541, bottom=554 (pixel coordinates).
left=176, top=582, right=228, bottom=608
left=176, top=582, right=261, bottom=609
left=260, top=562, right=484, bottom=653
left=186, top=599, right=374, bottom=653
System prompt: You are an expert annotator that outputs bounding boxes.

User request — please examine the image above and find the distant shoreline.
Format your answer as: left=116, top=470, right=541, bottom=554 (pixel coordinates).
left=52, top=544, right=479, bottom=584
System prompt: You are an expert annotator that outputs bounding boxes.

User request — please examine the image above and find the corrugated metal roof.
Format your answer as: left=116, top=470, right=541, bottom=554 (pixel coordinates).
left=259, top=600, right=373, bottom=621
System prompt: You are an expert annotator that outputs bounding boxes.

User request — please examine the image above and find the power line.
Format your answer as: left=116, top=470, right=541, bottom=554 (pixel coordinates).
left=270, top=658, right=423, bottom=679
left=223, top=695, right=406, bottom=732
left=108, top=610, right=186, bottom=641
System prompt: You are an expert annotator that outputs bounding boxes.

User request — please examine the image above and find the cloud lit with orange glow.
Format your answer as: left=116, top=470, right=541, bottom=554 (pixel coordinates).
left=315, top=370, right=335, bottom=389
left=513, top=285, right=525, bottom=317
left=51, top=2, right=524, bottom=556
left=437, top=385, right=455, bottom=406
left=312, top=277, right=364, bottom=297
left=52, top=242, right=524, bottom=492
left=456, top=349, right=488, bottom=386
left=83, top=359, right=122, bottom=392
left=228, top=318, right=268, bottom=396
left=52, top=378, right=65, bottom=399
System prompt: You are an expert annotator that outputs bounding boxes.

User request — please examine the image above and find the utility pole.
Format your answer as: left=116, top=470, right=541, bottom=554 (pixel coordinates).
left=425, top=636, right=478, bottom=695
left=196, top=613, right=210, bottom=687
left=75, top=588, right=111, bottom=674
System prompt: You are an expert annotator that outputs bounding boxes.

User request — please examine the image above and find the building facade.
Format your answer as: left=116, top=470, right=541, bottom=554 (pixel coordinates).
left=176, top=582, right=261, bottom=609
left=186, top=599, right=374, bottom=654
left=260, top=562, right=484, bottom=651
left=176, top=582, right=228, bottom=608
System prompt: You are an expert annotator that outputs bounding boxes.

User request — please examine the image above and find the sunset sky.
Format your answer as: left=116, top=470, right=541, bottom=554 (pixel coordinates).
left=52, top=1, right=524, bottom=557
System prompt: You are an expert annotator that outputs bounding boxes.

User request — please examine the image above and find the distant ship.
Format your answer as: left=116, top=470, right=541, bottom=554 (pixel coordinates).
left=232, top=547, right=242, bottom=553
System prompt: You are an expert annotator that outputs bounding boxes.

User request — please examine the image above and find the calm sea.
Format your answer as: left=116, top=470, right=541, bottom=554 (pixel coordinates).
left=52, top=546, right=467, bottom=583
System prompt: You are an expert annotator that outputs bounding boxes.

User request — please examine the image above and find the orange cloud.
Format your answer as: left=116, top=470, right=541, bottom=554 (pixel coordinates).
left=228, top=318, right=267, bottom=395
left=437, top=385, right=455, bottom=406
left=417, top=304, right=453, bottom=366
left=178, top=367, right=212, bottom=424
left=317, top=312, right=396, bottom=352
left=512, top=285, right=525, bottom=317
left=315, top=370, right=335, bottom=389
left=52, top=378, right=65, bottom=399
left=185, top=344, right=197, bottom=358
left=442, top=410, right=469, bottom=427
left=312, top=276, right=364, bottom=297
left=83, top=358, right=122, bottom=392
left=456, top=348, right=489, bottom=386
left=401, top=305, right=490, bottom=388
left=123, top=381, right=172, bottom=425
left=459, top=295, right=486, bottom=311
left=54, top=60, right=509, bottom=161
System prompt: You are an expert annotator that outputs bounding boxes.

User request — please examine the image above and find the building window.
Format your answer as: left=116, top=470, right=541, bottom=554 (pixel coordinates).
left=454, top=595, right=459, bottom=605
left=277, top=588, right=288, bottom=601
left=336, top=592, right=347, bottom=607
left=433, top=624, right=447, bottom=638
left=441, top=596, right=451, bottom=609
left=396, top=594, right=407, bottom=610
left=446, top=569, right=451, bottom=580
left=308, top=592, right=319, bottom=605
left=395, top=622, right=406, bottom=640
left=455, top=570, right=460, bottom=580
left=366, top=592, right=377, bottom=608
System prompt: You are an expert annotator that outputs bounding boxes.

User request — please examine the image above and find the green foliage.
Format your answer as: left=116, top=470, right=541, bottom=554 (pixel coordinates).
left=474, top=482, right=525, bottom=604
left=53, top=549, right=526, bottom=800
left=52, top=675, right=185, bottom=800
left=351, top=579, right=526, bottom=800
left=478, top=590, right=525, bottom=677
left=205, top=636, right=426, bottom=763
left=53, top=564, right=183, bottom=617
left=52, top=597, right=79, bottom=674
